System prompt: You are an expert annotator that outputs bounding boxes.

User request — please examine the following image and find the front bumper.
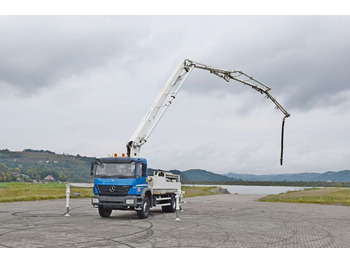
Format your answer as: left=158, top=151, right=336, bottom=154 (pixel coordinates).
left=91, top=195, right=143, bottom=209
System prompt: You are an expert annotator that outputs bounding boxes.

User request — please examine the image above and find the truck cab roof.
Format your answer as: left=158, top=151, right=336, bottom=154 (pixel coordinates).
left=96, top=157, right=147, bottom=164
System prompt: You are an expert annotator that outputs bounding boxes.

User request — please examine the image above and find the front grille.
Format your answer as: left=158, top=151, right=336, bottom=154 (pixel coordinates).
left=96, top=185, right=132, bottom=196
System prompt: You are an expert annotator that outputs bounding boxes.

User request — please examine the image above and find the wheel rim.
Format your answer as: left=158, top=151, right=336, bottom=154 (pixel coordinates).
left=144, top=201, right=149, bottom=216
left=172, top=195, right=176, bottom=210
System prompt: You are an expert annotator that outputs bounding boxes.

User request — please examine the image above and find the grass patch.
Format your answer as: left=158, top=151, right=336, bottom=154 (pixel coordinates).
left=258, top=187, right=350, bottom=206
left=0, top=183, right=224, bottom=203
left=0, top=182, right=92, bottom=203
left=181, top=186, right=224, bottom=198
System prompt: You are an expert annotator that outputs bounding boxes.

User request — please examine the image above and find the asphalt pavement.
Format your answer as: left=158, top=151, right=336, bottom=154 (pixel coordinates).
left=1, top=194, right=350, bottom=248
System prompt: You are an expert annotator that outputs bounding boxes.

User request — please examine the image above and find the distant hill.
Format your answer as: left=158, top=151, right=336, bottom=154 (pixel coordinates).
left=226, top=170, right=350, bottom=183
left=147, top=168, right=233, bottom=182
left=0, top=149, right=95, bottom=182
left=1, top=149, right=350, bottom=183
left=182, top=169, right=232, bottom=182
left=176, top=169, right=350, bottom=183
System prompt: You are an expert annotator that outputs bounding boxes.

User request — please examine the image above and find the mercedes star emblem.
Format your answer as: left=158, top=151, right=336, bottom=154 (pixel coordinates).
left=109, top=186, right=116, bottom=193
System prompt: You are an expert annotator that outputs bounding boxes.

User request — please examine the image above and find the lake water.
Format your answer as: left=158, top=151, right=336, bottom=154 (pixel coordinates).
left=186, top=184, right=310, bottom=196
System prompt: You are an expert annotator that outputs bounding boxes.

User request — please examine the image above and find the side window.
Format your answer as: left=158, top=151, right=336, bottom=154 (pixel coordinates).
left=137, top=163, right=142, bottom=178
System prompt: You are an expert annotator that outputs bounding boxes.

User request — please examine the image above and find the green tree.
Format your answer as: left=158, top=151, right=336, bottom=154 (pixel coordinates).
left=0, top=163, right=12, bottom=182
left=58, top=173, right=68, bottom=182
left=26, top=166, right=40, bottom=179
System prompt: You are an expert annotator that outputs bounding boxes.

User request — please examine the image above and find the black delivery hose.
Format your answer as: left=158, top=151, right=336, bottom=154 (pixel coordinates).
left=280, top=116, right=288, bottom=165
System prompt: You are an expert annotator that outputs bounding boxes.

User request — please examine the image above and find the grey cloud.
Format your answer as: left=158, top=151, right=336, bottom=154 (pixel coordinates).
left=0, top=16, right=151, bottom=95
left=234, top=17, right=350, bottom=111
left=2, top=16, right=350, bottom=111
left=177, top=16, right=350, bottom=112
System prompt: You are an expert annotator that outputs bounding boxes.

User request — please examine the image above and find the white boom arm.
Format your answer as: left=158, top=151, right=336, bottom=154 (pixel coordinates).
left=126, top=59, right=291, bottom=165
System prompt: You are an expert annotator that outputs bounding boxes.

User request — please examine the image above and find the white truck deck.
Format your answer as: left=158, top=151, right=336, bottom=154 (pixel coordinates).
left=148, top=171, right=181, bottom=195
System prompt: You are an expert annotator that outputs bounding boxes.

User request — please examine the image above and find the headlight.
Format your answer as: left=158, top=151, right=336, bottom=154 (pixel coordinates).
left=126, top=199, right=134, bottom=205
left=92, top=198, right=99, bottom=204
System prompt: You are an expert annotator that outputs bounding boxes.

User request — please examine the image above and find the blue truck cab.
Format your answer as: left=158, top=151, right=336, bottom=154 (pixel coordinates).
left=91, top=157, right=152, bottom=219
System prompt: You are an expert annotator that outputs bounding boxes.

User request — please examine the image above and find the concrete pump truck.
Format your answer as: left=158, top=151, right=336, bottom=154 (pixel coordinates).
left=91, top=59, right=291, bottom=219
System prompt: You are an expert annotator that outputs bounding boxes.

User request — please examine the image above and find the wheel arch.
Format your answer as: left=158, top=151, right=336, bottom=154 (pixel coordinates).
left=141, top=188, right=152, bottom=206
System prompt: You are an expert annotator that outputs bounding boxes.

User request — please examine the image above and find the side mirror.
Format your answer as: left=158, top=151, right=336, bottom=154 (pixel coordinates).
left=142, top=164, right=147, bottom=177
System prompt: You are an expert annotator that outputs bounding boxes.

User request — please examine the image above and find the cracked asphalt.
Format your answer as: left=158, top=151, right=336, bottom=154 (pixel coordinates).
left=1, top=194, right=350, bottom=248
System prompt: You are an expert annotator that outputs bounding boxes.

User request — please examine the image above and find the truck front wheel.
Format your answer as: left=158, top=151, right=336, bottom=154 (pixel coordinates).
left=137, top=197, right=150, bottom=219
left=98, top=206, right=112, bottom=218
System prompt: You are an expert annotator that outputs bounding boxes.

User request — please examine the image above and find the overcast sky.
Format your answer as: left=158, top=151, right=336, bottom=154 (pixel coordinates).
left=1, top=15, right=350, bottom=175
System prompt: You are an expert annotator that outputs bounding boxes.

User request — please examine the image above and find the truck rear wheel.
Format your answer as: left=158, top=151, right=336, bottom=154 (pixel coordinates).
left=137, top=197, right=150, bottom=219
left=98, top=206, right=112, bottom=218
left=162, top=194, right=176, bottom=213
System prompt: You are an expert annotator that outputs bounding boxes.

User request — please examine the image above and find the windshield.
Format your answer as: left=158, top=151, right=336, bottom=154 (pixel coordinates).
left=95, top=162, right=136, bottom=178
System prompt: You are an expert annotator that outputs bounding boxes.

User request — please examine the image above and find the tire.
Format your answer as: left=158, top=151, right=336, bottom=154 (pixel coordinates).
left=162, top=194, right=176, bottom=213
left=137, top=197, right=150, bottom=219
left=98, top=206, right=112, bottom=218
